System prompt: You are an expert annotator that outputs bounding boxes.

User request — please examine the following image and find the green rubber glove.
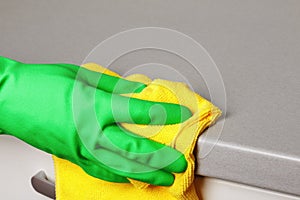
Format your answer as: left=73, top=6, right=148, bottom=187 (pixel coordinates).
left=0, top=56, right=192, bottom=186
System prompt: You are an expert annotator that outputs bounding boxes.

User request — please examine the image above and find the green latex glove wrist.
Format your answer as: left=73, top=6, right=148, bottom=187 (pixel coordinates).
left=0, top=56, right=192, bottom=186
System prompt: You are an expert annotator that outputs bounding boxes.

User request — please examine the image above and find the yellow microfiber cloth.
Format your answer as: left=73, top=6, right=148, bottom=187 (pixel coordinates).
left=53, top=63, right=221, bottom=200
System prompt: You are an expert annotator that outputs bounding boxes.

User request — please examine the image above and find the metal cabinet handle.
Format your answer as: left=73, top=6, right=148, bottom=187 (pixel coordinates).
left=31, top=170, right=55, bottom=199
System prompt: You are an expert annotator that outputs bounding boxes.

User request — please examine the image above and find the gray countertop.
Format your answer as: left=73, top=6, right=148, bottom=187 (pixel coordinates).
left=0, top=0, right=299, bottom=196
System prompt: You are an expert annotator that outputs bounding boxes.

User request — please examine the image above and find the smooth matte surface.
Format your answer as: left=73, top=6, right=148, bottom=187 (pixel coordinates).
left=0, top=0, right=299, bottom=198
left=196, top=177, right=300, bottom=200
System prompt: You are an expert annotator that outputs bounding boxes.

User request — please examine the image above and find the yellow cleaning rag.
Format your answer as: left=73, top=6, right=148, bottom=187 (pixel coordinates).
left=53, top=63, right=221, bottom=200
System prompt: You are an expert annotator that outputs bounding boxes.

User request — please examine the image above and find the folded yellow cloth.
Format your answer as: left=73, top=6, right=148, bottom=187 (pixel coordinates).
left=53, top=63, right=221, bottom=200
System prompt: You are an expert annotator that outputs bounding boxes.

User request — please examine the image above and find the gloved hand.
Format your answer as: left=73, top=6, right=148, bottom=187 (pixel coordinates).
left=0, top=56, right=192, bottom=186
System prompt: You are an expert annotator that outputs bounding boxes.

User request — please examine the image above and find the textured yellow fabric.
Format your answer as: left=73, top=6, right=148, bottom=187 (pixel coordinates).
left=53, top=63, right=221, bottom=200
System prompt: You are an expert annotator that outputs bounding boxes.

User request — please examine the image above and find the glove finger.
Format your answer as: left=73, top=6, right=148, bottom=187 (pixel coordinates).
left=100, top=92, right=192, bottom=125
left=95, top=125, right=187, bottom=174
left=77, top=67, right=146, bottom=93
left=80, top=161, right=130, bottom=183
left=90, top=147, right=175, bottom=186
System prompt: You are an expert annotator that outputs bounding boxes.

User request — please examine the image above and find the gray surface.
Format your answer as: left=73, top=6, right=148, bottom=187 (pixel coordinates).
left=0, top=0, right=299, bottom=196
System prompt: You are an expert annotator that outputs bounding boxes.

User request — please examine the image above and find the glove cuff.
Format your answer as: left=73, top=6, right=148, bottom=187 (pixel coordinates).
left=0, top=56, right=15, bottom=82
